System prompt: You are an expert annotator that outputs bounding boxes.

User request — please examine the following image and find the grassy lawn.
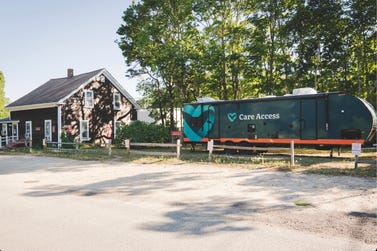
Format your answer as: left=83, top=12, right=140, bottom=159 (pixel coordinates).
left=1, top=145, right=376, bottom=178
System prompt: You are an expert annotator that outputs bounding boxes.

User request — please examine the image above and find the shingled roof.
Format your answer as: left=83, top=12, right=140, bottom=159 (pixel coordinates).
left=7, top=68, right=139, bottom=110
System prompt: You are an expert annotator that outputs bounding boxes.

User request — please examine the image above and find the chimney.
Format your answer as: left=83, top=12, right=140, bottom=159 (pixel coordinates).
left=67, top=68, right=74, bottom=78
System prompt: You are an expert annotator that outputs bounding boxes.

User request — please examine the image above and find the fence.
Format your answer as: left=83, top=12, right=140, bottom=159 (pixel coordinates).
left=43, top=139, right=113, bottom=156
left=207, top=140, right=295, bottom=165
left=353, top=144, right=377, bottom=169
left=0, top=136, right=18, bottom=148
left=124, top=139, right=182, bottom=159
left=42, top=138, right=181, bottom=158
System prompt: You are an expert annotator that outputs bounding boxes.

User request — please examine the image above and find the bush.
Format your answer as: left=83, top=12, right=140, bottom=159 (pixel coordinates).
left=60, top=131, right=75, bottom=149
left=115, top=121, right=170, bottom=144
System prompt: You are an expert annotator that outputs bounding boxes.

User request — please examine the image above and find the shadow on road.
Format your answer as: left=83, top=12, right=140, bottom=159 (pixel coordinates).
left=22, top=171, right=201, bottom=197
left=141, top=198, right=255, bottom=235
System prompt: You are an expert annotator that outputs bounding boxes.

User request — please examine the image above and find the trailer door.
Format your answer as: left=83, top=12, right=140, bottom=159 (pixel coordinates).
left=207, top=104, right=219, bottom=139
left=300, top=99, right=317, bottom=139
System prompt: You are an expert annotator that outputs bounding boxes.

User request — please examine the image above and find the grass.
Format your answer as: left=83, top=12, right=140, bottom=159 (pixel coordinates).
left=294, top=200, right=311, bottom=206
left=303, top=165, right=376, bottom=178
left=1, top=145, right=376, bottom=178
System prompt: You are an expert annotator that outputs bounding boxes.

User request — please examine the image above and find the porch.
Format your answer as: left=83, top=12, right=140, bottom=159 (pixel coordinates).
left=0, top=118, right=19, bottom=148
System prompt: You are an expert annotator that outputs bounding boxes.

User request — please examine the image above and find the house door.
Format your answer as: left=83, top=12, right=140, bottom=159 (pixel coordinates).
left=44, top=120, right=52, bottom=142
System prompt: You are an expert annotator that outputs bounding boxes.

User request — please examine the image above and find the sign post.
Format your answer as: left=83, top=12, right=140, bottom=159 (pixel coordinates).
left=351, top=142, right=362, bottom=169
left=125, top=139, right=130, bottom=157
left=207, top=139, right=214, bottom=161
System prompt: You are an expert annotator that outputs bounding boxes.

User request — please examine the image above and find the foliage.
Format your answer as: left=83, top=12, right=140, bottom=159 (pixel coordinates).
left=117, top=0, right=377, bottom=123
left=61, top=131, right=74, bottom=143
left=60, top=131, right=76, bottom=149
left=117, top=0, right=199, bottom=131
left=0, top=70, right=9, bottom=119
left=115, top=120, right=170, bottom=143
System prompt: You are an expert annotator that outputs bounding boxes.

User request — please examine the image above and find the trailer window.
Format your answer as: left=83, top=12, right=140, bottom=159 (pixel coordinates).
left=248, top=124, right=256, bottom=132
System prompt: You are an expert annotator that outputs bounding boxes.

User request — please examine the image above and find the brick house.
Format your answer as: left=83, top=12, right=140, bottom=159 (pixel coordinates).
left=4, top=68, right=139, bottom=147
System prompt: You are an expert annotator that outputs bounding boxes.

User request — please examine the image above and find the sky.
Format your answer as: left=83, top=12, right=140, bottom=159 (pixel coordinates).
left=0, top=0, right=140, bottom=103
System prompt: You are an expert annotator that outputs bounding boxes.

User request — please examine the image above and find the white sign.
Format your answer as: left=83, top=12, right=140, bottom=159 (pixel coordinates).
left=207, top=139, right=214, bottom=151
left=124, top=139, right=130, bottom=148
left=351, top=142, right=362, bottom=156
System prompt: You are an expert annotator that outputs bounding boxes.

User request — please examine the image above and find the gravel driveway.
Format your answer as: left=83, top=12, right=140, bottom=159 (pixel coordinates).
left=0, top=155, right=376, bottom=251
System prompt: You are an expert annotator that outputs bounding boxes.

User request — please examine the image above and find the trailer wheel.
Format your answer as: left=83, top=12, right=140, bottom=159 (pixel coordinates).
left=224, top=141, right=237, bottom=154
left=239, top=142, right=251, bottom=155
left=255, top=144, right=268, bottom=154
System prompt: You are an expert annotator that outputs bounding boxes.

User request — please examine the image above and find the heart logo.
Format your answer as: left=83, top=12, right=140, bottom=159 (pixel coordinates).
left=227, top=112, right=237, bottom=122
left=183, top=104, right=215, bottom=142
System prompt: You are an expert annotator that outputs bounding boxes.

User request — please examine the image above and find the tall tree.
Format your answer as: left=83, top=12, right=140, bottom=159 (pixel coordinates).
left=286, top=0, right=346, bottom=92
left=117, top=0, right=198, bottom=130
left=195, top=0, right=250, bottom=100
left=117, top=0, right=376, bottom=110
left=345, top=0, right=376, bottom=105
left=246, top=0, right=296, bottom=95
left=0, top=70, right=9, bottom=119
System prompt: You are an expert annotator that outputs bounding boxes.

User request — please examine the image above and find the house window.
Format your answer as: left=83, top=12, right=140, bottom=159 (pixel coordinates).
left=44, top=120, right=52, bottom=142
left=113, top=93, right=121, bottom=110
left=114, top=121, right=122, bottom=139
left=25, top=121, right=32, bottom=139
left=84, top=90, right=94, bottom=108
left=80, top=120, right=90, bottom=141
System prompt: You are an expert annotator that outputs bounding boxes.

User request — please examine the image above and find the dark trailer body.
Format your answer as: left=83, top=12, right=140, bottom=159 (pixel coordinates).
left=183, top=91, right=377, bottom=148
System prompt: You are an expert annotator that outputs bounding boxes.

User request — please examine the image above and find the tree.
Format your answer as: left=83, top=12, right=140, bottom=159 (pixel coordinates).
left=117, top=0, right=376, bottom=110
left=285, top=0, right=347, bottom=93
left=0, top=70, right=9, bottom=119
left=117, top=0, right=198, bottom=130
left=195, top=0, right=251, bottom=100
left=345, top=0, right=376, bottom=105
left=246, top=0, right=297, bottom=95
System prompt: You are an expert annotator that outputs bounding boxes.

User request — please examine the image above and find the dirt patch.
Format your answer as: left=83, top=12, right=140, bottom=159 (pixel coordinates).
left=232, top=207, right=377, bottom=244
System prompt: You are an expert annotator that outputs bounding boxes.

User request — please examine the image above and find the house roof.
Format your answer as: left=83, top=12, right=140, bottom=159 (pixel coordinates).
left=6, top=68, right=139, bottom=111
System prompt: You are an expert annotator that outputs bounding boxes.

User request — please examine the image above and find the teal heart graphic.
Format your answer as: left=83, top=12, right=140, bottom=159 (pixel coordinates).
left=183, top=104, right=215, bottom=142
left=227, top=112, right=237, bottom=122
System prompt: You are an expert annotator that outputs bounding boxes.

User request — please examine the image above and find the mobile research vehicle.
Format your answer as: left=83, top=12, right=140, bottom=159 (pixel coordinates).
left=183, top=88, right=377, bottom=150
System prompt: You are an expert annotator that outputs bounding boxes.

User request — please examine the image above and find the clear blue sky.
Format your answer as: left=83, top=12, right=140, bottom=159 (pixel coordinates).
left=0, top=0, right=139, bottom=103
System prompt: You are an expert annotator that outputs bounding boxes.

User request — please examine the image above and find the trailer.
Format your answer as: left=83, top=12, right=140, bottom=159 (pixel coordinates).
left=183, top=89, right=377, bottom=149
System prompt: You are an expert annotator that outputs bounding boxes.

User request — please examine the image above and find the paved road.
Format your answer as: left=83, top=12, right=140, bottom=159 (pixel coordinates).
left=0, top=155, right=375, bottom=251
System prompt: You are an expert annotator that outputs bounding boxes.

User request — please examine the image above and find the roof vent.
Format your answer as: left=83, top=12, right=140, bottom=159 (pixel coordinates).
left=197, top=97, right=216, bottom=103
left=292, top=87, right=317, bottom=95
left=67, top=68, right=74, bottom=78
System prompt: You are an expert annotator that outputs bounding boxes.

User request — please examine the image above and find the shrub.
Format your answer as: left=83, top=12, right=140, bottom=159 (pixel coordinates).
left=60, top=131, right=75, bottom=149
left=115, top=121, right=170, bottom=144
